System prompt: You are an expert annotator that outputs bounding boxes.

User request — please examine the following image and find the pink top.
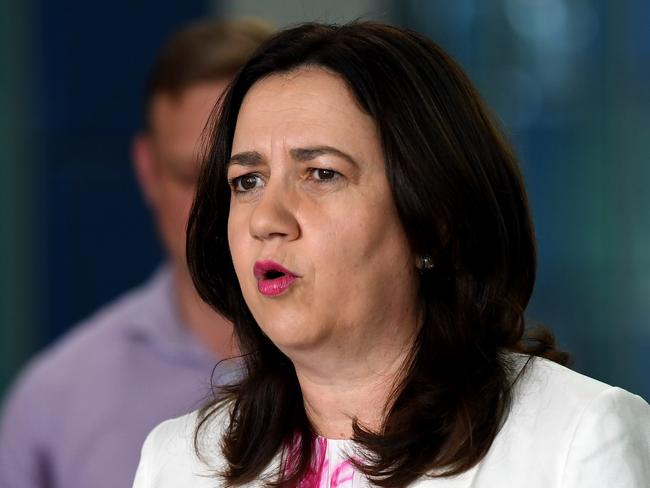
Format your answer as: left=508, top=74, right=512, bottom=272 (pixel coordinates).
left=291, top=437, right=365, bottom=488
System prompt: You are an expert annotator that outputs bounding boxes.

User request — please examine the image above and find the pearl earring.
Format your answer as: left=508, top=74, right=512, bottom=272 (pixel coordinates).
left=416, top=255, right=434, bottom=271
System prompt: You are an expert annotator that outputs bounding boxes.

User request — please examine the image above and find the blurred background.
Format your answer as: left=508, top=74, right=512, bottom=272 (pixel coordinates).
left=1, top=0, right=648, bottom=401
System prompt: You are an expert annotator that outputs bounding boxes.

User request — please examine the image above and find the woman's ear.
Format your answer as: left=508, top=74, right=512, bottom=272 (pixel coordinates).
left=438, top=218, right=450, bottom=247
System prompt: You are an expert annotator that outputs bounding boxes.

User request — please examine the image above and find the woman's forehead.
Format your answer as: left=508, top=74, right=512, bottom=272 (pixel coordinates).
left=232, top=68, right=380, bottom=160
left=239, top=68, right=360, bottom=120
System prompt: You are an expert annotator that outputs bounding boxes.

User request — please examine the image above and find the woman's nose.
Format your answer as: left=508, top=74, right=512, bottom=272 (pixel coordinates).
left=248, top=181, right=300, bottom=242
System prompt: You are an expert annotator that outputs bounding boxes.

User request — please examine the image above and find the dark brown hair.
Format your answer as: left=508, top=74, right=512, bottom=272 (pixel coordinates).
left=142, top=17, right=274, bottom=129
left=187, top=21, right=567, bottom=487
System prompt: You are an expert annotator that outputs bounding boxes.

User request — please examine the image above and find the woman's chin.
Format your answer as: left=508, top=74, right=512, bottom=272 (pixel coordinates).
left=260, top=322, right=327, bottom=357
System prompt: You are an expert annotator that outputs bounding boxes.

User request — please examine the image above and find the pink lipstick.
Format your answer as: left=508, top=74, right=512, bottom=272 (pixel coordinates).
left=253, top=260, right=297, bottom=297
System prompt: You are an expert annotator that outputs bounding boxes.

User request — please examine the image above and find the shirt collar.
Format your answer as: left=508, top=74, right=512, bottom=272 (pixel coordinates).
left=126, top=264, right=218, bottom=367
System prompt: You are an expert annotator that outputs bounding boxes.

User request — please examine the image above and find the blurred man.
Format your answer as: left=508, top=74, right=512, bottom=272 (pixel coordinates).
left=0, top=19, right=272, bottom=488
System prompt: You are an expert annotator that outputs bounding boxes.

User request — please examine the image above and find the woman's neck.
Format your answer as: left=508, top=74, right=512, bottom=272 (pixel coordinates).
left=292, top=326, right=417, bottom=440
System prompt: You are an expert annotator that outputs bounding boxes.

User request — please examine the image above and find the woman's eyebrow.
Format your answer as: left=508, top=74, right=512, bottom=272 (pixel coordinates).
left=229, top=151, right=263, bottom=167
left=290, top=146, right=359, bottom=168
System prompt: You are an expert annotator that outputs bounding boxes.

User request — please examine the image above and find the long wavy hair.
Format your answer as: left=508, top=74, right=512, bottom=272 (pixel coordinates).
left=187, top=21, right=567, bottom=487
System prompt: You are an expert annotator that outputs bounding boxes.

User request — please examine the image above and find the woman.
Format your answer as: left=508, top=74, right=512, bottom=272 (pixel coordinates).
left=133, top=22, right=650, bottom=487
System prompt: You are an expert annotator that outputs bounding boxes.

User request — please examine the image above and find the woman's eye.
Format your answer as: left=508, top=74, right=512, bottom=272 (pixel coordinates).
left=310, top=168, right=340, bottom=181
left=231, top=174, right=263, bottom=192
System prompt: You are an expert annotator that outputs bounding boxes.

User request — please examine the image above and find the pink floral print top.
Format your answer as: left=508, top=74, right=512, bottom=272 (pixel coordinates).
left=287, top=437, right=370, bottom=488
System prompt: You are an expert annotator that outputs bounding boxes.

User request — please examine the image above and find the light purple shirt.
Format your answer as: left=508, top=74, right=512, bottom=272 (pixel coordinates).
left=0, top=266, right=236, bottom=488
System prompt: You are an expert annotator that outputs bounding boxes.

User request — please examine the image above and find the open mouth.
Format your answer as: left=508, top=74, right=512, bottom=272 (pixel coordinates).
left=264, top=269, right=286, bottom=280
left=253, top=260, right=298, bottom=297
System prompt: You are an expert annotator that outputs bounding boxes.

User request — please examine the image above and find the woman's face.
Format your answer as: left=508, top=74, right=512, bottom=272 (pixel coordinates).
left=227, top=68, right=419, bottom=356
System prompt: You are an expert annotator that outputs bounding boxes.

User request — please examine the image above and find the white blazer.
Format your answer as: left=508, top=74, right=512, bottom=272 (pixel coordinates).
left=133, top=356, right=650, bottom=487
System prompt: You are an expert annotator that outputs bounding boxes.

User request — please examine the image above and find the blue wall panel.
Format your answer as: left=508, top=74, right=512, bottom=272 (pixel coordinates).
left=34, top=0, right=210, bottom=348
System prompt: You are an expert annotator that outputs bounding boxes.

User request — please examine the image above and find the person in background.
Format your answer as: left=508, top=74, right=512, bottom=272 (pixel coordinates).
left=0, top=18, right=273, bottom=488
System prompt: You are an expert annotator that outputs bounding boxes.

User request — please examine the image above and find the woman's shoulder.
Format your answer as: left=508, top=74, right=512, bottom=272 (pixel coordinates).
left=132, top=406, right=231, bottom=488
left=478, top=353, right=650, bottom=486
left=507, top=353, right=650, bottom=438
left=511, top=353, right=612, bottom=402
left=509, top=353, right=647, bottom=412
